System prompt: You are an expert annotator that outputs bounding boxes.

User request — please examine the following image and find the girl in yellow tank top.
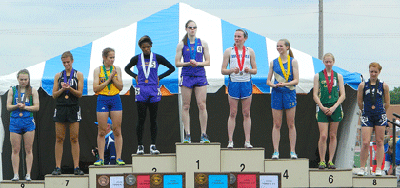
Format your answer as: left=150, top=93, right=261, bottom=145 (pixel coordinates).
left=98, top=65, right=120, bottom=96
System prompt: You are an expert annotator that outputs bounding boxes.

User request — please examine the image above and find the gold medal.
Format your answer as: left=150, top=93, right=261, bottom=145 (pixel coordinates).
left=328, top=95, right=331, bottom=99
left=108, top=91, right=110, bottom=95
left=145, top=79, right=149, bottom=83
left=240, top=72, right=243, bottom=76
left=371, top=105, right=375, bottom=109
left=65, top=95, right=69, bottom=99
left=19, top=113, right=23, bottom=117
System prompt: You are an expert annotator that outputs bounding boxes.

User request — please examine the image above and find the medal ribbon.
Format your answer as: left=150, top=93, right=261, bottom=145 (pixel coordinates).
left=369, top=79, right=379, bottom=105
left=187, top=38, right=198, bottom=60
left=234, top=46, right=246, bottom=72
left=278, top=55, right=291, bottom=81
left=323, top=69, right=334, bottom=94
left=141, top=52, right=153, bottom=82
left=17, top=86, right=27, bottom=115
left=63, top=69, right=74, bottom=95
left=102, top=65, right=113, bottom=91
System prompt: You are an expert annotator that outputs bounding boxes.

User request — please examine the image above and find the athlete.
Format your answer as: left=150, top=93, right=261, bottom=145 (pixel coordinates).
left=221, top=29, right=257, bottom=148
left=175, top=20, right=211, bottom=143
left=313, top=53, right=346, bottom=169
left=357, top=62, right=390, bottom=176
left=93, top=117, right=116, bottom=165
left=7, top=69, right=39, bottom=181
left=266, top=39, right=299, bottom=159
left=93, top=47, right=125, bottom=166
left=125, top=35, right=175, bottom=154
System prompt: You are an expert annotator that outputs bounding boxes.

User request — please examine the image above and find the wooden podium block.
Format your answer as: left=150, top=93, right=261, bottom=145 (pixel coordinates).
left=0, top=180, right=44, bottom=188
left=264, top=159, right=309, bottom=188
left=309, top=168, right=352, bottom=187
left=89, top=165, right=132, bottom=188
left=132, top=153, right=176, bottom=173
left=45, top=174, right=89, bottom=188
left=194, top=172, right=229, bottom=188
left=122, top=173, right=185, bottom=188
left=353, top=175, right=397, bottom=188
left=176, top=143, right=221, bottom=188
left=220, top=148, right=264, bottom=172
left=229, top=172, right=260, bottom=188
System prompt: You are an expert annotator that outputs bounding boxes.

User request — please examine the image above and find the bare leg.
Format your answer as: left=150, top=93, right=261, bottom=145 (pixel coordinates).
left=359, top=127, right=373, bottom=168
left=241, top=96, right=252, bottom=142
left=318, top=122, right=329, bottom=162
left=375, top=126, right=386, bottom=170
left=10, top=132, right=22, bottom=175
left=23, top=130, right=35, bottom=175
left=285, top=107, right=297, bottom=152
left=272, top=109, right=283, bottom=152
left=328, top=122, right=339, bottom=163
left=181, top=86, right=192, bottom=135
left=194, top=86, right=208, bottom=134
left=97, top=112, right=109, bottom=160
left=69, top=122, right=80, bottom=168
left=227, top=96, right=238, bottom=141
left=110, top=110, right=123, bottom=159
left=55, top=122, right=66, bottom=168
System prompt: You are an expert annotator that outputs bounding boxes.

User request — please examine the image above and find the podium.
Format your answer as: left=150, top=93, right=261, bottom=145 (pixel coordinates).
left=352, top=175, right=397, bottom=188
left=264, top=158, right=309, bottom=187
left=132, top=153, right=176, bottom=173
left=220, top=148, right=264, bottom=172
left=0, top=180, right=44, bottom=188
left=309, top=168, right=352, bottom=187
left=89, top=165, right=132, bottom=188
left=176, top=143, right=221, bottom=188
left=44, top=174, right=88, bottom=188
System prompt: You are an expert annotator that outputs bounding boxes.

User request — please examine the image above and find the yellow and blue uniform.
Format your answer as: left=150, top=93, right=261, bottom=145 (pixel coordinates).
left=271, top=57, right=296, bottom=110
left=96, top=66, right=123, bottom=112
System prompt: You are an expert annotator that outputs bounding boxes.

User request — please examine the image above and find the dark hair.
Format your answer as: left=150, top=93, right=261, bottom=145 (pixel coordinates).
left=17, top=69, right=32, bottom=98
left=279, top=39, right=294, bottom=58
left=61, top=51, right=73, bottom=61
left=138, top=35, right=153, bottom=47
left=233, top=29, right=248, bottom=46
left=102, top=47, right=115, bottom=64
left=182, top=20, right=196, bottom=45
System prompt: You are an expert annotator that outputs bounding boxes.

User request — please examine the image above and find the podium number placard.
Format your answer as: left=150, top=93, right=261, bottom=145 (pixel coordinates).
left=229, top=172, right=259, bottom=188
left=194, top=173, right=229, bottom=188
left=259, top=173, right=281, bottom=188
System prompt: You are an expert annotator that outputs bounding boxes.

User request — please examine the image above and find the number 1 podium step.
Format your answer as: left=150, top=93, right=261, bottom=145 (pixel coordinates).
left=176, top=142, right=221, bottom=188
left=45, top=174, right=88, bottom=188
left=0, top=180, right=44, bottom=188
left=221, top=148, right=264, bottom=172
left=353, top=175, right=397, bottom=188
left=131, top=153, right=176, bottom=173
left=264, top=158, right=309, bottom=188
left=89, top=165, right=132, bottom=188
left=309, top=168, right=352, bottom=187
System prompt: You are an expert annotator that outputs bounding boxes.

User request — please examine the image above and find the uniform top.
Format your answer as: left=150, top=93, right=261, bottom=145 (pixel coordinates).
left=11, top=86, right=33, bottom=118
left=272, top=57, right=295, bottom=92
left=125, top=53, right=175, bottom=86
left=98, top=66, right=120, bottom=96
left=181, top=38, right=206, bottom=77
left=363, top=79, right=385, bottom=115
left=229, top=47, right=251, bottom=82
left=318, top=70, right=339, bottom=105
left=56, top=70, right=79, bottom=106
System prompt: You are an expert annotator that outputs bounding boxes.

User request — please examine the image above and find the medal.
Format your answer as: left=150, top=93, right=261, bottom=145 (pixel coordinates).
left=328, top=95, right=331, bottom=99
left=369, top=79, right=379, bottom=110
left=65, top=95, right=69, bottom=99
left=371, top=105, right=376, bottom=109
left=63, top=69, right=74, bottom=97
left=108, top=91, right=110, bottom=95
left=234, top=45, right=246, bottom=74
left=102, top=65, right=113, bottom=94
left=188, top=38, right=198, bottom=60
left=278, top=55, right=291, bottom=81
left=19, top=113, right=23, bottom=117
left=17, top=85, right=27, bottom=118
left=141, top=52, right=153, bottom=84
left=145, top=80, right=149, bottom=83
left=323, top=69, right=334, bottom=94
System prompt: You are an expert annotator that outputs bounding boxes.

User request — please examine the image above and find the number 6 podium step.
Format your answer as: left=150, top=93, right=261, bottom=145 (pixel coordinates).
left=309, top=168, right=352, bottom=187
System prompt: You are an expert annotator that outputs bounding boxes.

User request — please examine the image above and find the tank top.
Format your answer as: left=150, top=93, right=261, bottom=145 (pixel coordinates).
left=137, top=53, right=159, bottom=86
left=363, top=79, right=385, bottom=115
left=181, top=38, right=206, bottom=77
left=11, top=86, right=33, bottom=118
left=318, top=70, right=339, bottom=105
left=56, top=69, right=79, bottom=106
left=272, top=57, right=295, bottom=92
left=229, top=47, right=251, bottom=82
left=98, top=66, right=120, bottom=96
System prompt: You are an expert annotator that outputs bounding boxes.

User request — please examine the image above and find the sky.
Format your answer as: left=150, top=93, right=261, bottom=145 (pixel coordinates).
left=1, top=0, right=399, bottom=89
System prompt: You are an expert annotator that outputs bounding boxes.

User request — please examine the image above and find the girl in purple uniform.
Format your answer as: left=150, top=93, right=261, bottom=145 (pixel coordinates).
left=125, top=35, right=175, bottom=154
left=175, top=20, right=211, bottom=143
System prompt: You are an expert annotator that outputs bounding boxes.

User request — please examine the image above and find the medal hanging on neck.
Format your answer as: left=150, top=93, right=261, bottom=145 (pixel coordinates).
left=323, top=69, right=334, bottom=99
left=141, top=52, right=153, bottom=84
left=17, top=86, right=27, bottom=117
left=234, top=46, right=246, bottom=76
left=369, top=79, right=379, bottom=110
left=187, top=38, right=198, bottom=60
left=102, top=65, right=113, bottom=95
left=63, top=69, right=74, bottom=99
left=278, top=55, right=291, bottom=81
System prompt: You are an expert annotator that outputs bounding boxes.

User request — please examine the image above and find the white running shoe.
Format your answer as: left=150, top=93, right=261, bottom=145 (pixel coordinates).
left=375, top=168, right=383, bottom=176
left=136, top=145, right=144, bottom=155
left=227, top=141, right=234, bottom=148
left=11, top=174, right=19, bottom=181
left=272, top=152, right=279, bottom=159
left=290, top=152, right=298, bottom=159
left=25, top=174, right=31, bottom=181
left=357, top=168, right=366, bottom=176
left=150, top=145, right=160, bottom=154
left=244, top=141, right=253, bottom=148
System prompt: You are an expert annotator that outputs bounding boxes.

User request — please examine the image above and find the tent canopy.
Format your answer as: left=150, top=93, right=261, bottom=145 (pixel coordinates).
left=0, top=3, right=361, bottom=95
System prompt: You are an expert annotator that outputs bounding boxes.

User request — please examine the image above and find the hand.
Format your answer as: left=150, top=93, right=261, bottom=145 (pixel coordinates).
left=244, top=67, right=250, bottom=73
left=276, top=82, right=285, bottom=87
left=17, top=103, right=25, bottom=109
left=110, top=69, right=117, bottom=78
left=190, top=59, right=198, bottom=67
left=321, top=106, right=331, bottom=115
left=233, top=67, right=240, bottom=74
left=327, top=106, right=337, bottom=116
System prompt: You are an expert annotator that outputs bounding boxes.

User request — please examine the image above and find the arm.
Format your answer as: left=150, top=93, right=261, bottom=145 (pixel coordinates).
left=6, top=88, right=18, bottom=111
left=125, top=56, right=138, bottom=79
left=175, top=42, right=191, bottom=67
left=198, top=39, right=210, bottom=67
left=93, top=67, right=110, bottom=93
left=383, top=82, right=390, bottom=110
left=266, top=61, right=276, bottom=87
left=52, top=73, right=65, bottom=99
left=357, top=82, right=365, bottom=111
left=23, top=88, right=39, bottom=112
left=221, top=48, right=238, bottom=75
left=112, top=66, right=123, bottom=91
left=67, top=71, right=84, bottom=98
left=282, top=58, right=299, bottom=86
left=157, top=54, right=175, bottom=80
left=328, top=73, right=346, bottom=115
left=244, top=47, right=257, bottom=75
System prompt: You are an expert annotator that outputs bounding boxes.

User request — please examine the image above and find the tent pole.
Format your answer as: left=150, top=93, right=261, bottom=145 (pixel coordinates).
left=178, top=90, right=184, bottom=143
left=0, top=97, right=3, bottom=180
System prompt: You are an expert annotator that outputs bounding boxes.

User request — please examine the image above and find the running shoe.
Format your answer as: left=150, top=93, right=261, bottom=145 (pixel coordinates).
left=25, top=174, right=31, bottom=181
left=137, top=145, right=144, bottom=155
left=244, top=141, right=253, bottom=148
left=290, top=152, right=298, bottom=159
left=227, top=141, right=234, bottom=148
left=375, top=168, right=383, bottom=176
left=150, top=145, right=160, bottom=154
left=318, top=161, right=326, bottom=169
left=327, top=161, right=336, bottom=169
left=74, top=167, right=84, bottom=175
left=52, top=167, right=62, bottom=175
left=94, top=159, right=104, bottom=166
left=11, top=174, right=19, bottom=181
left=272, top=152, right=279, bottom=159
left=357, top=168, right=366, bottom=176
left=183, top=134, right=191, bottom=143
left=116, top=158, right=125, bottom=165
left=200, top=133, right=210, bottom=143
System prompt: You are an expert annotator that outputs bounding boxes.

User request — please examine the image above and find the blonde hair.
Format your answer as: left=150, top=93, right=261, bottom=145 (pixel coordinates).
left=278, top=39, right=294, bottom=58
left=323, top=53, right=335, bottom=62
left=369, top=62, right=382, bottom=71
